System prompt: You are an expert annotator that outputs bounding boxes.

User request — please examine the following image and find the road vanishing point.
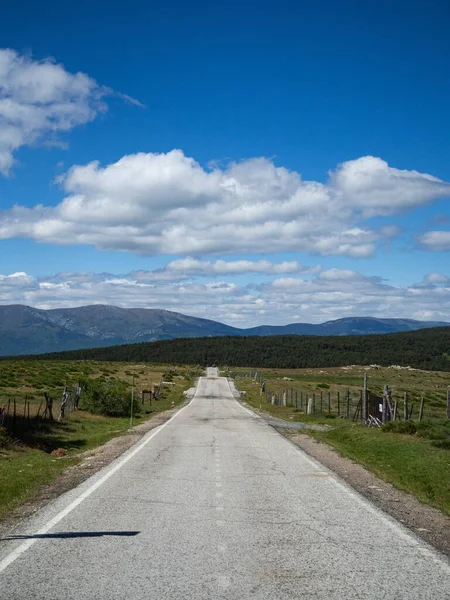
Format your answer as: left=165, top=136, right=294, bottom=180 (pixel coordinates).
left=1, top=368, right=449, bottom=599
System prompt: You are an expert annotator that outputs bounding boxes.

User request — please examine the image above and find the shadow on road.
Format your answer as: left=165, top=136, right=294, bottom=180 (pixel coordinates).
left=1, top=531, right=140, bottom=541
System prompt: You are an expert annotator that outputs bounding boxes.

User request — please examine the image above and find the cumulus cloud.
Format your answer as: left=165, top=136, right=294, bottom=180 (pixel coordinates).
left=424, top=272, right=450, bottom=284
left=1, top=151, right=448, bottom=257
left=1, top=267, right=450, bottom=326
left=419, top=230, right=450, bottom=251
left=0, top=48, right=139, bottom=174
left=330, top=156, right=450, bottom=215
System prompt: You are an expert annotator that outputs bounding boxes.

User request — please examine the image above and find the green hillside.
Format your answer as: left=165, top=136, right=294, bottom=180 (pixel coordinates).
left=10, top=326, right=450, bottom=371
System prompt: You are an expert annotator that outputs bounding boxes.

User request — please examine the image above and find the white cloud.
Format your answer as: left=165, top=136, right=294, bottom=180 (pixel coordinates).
left=1, top=267, right=449, bottom=326
left=0, top=48, right=139, bottom=174
left=163, top=258, right=319, bottom=276
left=330, top=156, right=450, bottom=215
left=0, top=151, right=449, bottom=256
left=319, top=269, right=361, bottom=281
left=424, top=272, right=450, bottom=284
left=419, top=230, right=450, bottom=251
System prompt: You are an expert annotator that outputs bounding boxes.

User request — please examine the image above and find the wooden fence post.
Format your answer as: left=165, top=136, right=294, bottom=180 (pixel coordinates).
left=404, top=392, right=408, bottom=422
left=328, top=392, right=331, bottom=413
left=447, top=390, right=450, bottom=419
left=337, top=391, right=340, bottom=417
left=363, top=373, right=368, bottom=423
left=44, top=392, right=54, bottom=421
left=418, top=396, right=424, bottom=422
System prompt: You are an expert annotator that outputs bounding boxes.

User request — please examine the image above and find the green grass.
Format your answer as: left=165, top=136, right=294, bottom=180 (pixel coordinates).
left=0, top=447, right=79, bottom=520
left=308, top=424, right=450, bottom=515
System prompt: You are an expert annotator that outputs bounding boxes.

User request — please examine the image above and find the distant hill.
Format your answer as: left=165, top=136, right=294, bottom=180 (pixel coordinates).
left=15, top=327, right=450, bottom=372
left=0, top=304, right=448, bottom=356
left=244, top=316, right=449, bottom=336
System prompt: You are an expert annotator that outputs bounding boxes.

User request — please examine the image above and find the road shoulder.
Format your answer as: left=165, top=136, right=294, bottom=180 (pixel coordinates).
left=0, top=404, right=185, bottom=539
left=282, top=428, right=450, bottom=558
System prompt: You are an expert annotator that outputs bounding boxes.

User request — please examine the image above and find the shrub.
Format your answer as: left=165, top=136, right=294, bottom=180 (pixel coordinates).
left=0, top=426, right=15, bottom=448
left=78, top=377, right=140, bottom=418
left=382, top=421, right=417, bottom=435
left=432, top=439, right=450, bottom=450
left=416, top=419, right=450, bottom=442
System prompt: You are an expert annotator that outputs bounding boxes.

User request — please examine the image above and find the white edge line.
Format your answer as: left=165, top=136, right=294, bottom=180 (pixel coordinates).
left=227, top=377, right=450, bottom=572
left=0, top=386, right=200, bottom=575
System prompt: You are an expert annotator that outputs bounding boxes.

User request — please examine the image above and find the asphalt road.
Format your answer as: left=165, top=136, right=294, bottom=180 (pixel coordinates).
left=1, top=368, right=449, bottom=599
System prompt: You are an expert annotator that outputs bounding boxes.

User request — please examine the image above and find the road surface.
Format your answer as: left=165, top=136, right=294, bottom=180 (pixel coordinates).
left=1, top=368, right=449, bottom=599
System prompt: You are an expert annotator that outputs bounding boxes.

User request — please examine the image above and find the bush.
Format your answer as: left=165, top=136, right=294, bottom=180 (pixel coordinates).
left=432, top=439, right=450, bottom=450
left=78, top=377, right=140, bottom=418
left=382, top=421, right=417, bottom=435
left=416, top=419, right=450, bottom=444
left=0, top=426, right=15, bottom=448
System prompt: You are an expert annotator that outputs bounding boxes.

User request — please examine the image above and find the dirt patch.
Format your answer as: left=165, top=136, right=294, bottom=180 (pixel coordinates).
left=0, top=407, right=180, bottom=539
left=281, top=428, right=450, bottom=558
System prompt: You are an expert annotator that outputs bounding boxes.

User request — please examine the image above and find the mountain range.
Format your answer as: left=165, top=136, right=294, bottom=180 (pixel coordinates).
left=0, top=304, right=448, bottom=357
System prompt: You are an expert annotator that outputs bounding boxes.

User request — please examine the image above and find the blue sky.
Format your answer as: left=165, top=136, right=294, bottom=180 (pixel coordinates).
left=0, top=0, right=449, bottom=325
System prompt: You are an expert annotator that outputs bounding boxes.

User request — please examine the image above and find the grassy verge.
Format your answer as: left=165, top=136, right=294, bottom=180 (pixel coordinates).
left=0, top=366, right=195, bottom=521
left=307, top=424, right=450, bottom=515
left=235, top=374, right=450, bottom=515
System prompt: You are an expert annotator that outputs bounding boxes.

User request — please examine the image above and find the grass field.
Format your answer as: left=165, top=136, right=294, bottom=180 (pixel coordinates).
left=232, top=364, right=450, bottom=420
left=234, top=365, right=450, bottom=515
left=0, top=361, right=200, bottom=520
left=0, top=360, right=202, bottom=414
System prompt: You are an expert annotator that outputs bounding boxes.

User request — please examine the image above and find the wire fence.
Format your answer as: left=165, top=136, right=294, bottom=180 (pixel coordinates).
left=233, top=371, right=450, bottom=426
left=0, top=385, right=81, bottom=435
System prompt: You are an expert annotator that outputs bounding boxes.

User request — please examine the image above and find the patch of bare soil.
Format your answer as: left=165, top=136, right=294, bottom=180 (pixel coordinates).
left=0, top=407, right=180, bottom=539
left=282, top=429, right=450, bottom=558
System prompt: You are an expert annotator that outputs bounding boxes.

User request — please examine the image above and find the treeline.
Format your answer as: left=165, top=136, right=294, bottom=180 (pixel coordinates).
left=9, top=327, right=450, bottom=371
